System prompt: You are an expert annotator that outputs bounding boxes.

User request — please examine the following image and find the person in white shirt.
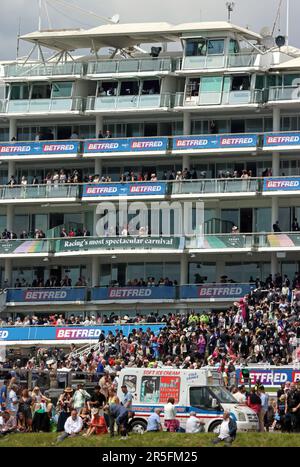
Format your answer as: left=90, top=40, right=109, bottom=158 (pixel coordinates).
left=7, top=385, right=19, bottom=415
left=56, top=409, right=83, bottom=442
left=212, top=412, right=236, bottom=446
left=233, top=385, right=247, bottom=404
left=185, top=412, right=204, bottom=433
left=164, top=397, right=179, bottom=432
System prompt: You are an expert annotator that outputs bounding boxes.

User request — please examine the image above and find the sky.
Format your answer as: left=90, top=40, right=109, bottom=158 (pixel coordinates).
left=0, top=0, right=298, bottom=59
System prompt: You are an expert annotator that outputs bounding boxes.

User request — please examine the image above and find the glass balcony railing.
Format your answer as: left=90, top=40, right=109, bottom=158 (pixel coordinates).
left=86, top=93, right=171, bottom=111
left=87, top=58, right=173, bottom=75
left=171, top=178, right=261, bottom=195
left=4, top=62, right=85, bottom=78
left=0, top=184, right=79, bottom=200
left=175, top=90, right=263, bottom=107
left=268, top=86, right=300, bottom=101
left=181, top=53, right=260, bottom=70
left=4, top=97, right=83, bottom=113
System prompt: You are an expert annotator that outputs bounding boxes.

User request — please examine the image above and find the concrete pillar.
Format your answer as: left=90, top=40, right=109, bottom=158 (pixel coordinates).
left=4, top=258, right=12, bottom=287
left=183, top=112, right=191, bottom=135
left=182, top=155, right=190, bottom=171
left=271, top=253, right=278, bottom=279
left=92, top=256, right=100, bottom=287
left=8, top=161, right=15, bottom=179
left=273, top=107, right=281, bottom=132
left=272, top=107, right=280, bottom=177
left=95, top=158, right=102, bottom=176
left=7, top=205, right=14, bottom=232
left=216, top=261, right=225, bottom=283
left=180, top=254, right=188, bottom=285
left=271, top=197, right=279, bottom=228
left=95, top=115, right=104, bottom=138
left=9, top=118, right=17, bottom=141
left=93, top=206, right=100, bottom=236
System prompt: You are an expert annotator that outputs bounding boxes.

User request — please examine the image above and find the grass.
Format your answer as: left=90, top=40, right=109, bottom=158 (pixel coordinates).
left=0, top=432, right=299, bottom=447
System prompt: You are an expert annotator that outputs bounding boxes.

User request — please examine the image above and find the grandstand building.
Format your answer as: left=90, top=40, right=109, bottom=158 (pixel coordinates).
left=0, top=20, right=300, bottom=336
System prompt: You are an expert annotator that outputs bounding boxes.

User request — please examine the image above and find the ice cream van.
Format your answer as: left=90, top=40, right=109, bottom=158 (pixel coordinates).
left=117, top=367, right=258, bottom=433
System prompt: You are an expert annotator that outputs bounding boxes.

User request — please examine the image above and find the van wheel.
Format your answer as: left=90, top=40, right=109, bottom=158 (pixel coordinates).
left=130, top=419, right=147, bottom=434
left=208, top=421, right=222, bottom=433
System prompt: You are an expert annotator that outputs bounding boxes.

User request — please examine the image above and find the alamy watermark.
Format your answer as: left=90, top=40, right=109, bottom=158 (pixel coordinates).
left=95, top=200, right=204, bottom=240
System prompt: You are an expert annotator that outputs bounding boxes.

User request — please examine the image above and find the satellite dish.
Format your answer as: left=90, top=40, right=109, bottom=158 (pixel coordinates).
left=110, top=14, right=120, bottom=24
left=275, top=35, right=286, bottom=48
left=260, top=26, right=272, bottom=37
left=262, top=35, right=275, bottom=49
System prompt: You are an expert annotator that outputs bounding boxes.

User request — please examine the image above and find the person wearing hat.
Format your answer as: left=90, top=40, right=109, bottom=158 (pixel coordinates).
left=83, top=408, right=108, bottom=437
left=56, top=387, right=73, bottom=432
left=147, top=408, right=162, bottom=432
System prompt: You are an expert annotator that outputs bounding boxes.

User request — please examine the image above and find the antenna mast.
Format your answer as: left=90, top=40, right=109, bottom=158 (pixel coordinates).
left=286, top=0, right=290, bottom=46
left=226, top=2, right=235, bottom=22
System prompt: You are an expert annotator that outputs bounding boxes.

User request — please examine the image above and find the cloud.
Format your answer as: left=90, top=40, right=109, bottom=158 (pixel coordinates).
left=0, top=0, right=298, bottom=59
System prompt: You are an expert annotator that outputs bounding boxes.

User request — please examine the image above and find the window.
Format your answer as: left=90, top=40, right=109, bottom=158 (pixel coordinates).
left=190, top=387, right=214, bottom=409
left=186, top=39, right=207, bottom=57
left=229, top=39, right=239, bottom=54
left=122, top=375, right=137, bottom=393
left=120, top=81, right=139, bottom=96
left=141, top=80, right=160, bottom=95
left=98, top=81, right=118, bottom=97
left=51, top=82, right=73, bottom=98
left=207, top=39, right=224, bottom=55
left=31, top=83, right=51, bottom=99
left=140, top=376, right=160, bottom=403
left=200, top=76, right=223, bottom=93
left=10, top=83, right=30, bottom=100
left=231, top=76, right=250, bottom=91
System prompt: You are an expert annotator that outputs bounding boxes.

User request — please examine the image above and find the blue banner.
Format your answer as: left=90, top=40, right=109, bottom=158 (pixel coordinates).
left=181, top=284, right=254, bottom=300
left=6, top=288, right=86, bottom=304
left=263, top=177, right=300, bottom=191
left=264, top=133, right=300, bottom=148
left=0, top=324, right=166, bottom=342
left=0, top=141, right=80, bottom=156
left=84, top=137, right=168, bottom=154
left=92, top=286, right=176, bottom=302
left=235, top=367, right=300, bottom=387
left=82, top=182, right=167, bottom=198
left=173, top=134, right=258, bottom=151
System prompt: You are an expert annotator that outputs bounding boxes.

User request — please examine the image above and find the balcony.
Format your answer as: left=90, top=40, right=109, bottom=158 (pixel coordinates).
left=86, top=93, right=171, bottom=111
left=171, top=178, right=261, bottom=196
left=175, top=89, right=263, bottom=107
left=180, top=53, right=260, bottom=71
left=3, top=62, right=85, bottom=78
left=2, top=97, right=83, bottom=114
left=268, top=86, right=300, bottom=102
left=86, top=58, right=173, bottom=75
left=0, top=184, right=79, bottom=203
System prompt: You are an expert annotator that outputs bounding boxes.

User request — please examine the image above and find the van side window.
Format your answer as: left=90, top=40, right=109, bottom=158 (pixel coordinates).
left=141, top=376, right=160, bottom=403
left=123, top=375, right=137, bottom=393
left=190, top=387, right=214, bottom=409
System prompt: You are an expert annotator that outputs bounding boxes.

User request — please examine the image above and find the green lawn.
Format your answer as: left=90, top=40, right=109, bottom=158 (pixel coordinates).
left=0, top=432, right=299, bottom=447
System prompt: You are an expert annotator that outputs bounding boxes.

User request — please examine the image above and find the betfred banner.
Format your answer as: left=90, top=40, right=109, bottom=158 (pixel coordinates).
left=57, top=236, right=185, bottom=252
left=6, top=288, right=86, bottom=304
left=0, top=141, right=80, bottom=157
left=236, top=367, right=300, bottom=387
left=82, top=182, right=167, bottom=198
left=181, top=284, right=254, bottom=301
left=84, top=137, right=168, bottom=154
left=92, top=286, right=176, bottom=302
left=0, top=324, right=165, bottom=342
left=264, top=133, right=300, bottom=148
left=173, top=134, right=257, bottom=152
left=263, top=177, right=300, bottom=191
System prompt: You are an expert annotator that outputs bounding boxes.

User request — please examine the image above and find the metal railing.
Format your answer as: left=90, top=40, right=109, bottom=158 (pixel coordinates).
left=171, top=178, right=262, bottom=194
left=180, top=53, right=260, bottom=70
left=86, top=57, right=173, bottom=74
left=4, top=62, right=85, bottom=78
left=174, top=89, right=263, bottom=107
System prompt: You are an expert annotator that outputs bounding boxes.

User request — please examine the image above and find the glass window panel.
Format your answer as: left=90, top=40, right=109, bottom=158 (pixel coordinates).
left=163, top=263, right=180, bottom=284
left=229, top=39, right=239, bottom=54
left=127, top=264, right=145, bottom=282
left=200, top=77, right=223, bottom=92
left=207, top=39, right=224, bottom=55
left=189, top=263, right=215, bottom=283
left=254, top=208, right=271, bottom=232
left=279, top=207, right=291, bottom=231
left=186, top=39, right=207, bottom=57
left=31, top=83, right=51, bottom=99
left=51, top=82, right=73, bottom=98
left=245, top=119, right=263, bottom=132
left=283, top=74, right=300, bottom=86
left=10, top=83, right=29, bottom=100
left=145, top=263, right=164, bottom=281
left=255, top=75, right=265, bottom=89
left=14, top=215, right=29, bottom=236
left=120, top=81, right=139, bottom=95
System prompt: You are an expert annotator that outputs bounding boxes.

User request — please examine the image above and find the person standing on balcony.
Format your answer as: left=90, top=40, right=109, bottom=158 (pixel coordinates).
left=273, top=221, right=281, bottom=233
